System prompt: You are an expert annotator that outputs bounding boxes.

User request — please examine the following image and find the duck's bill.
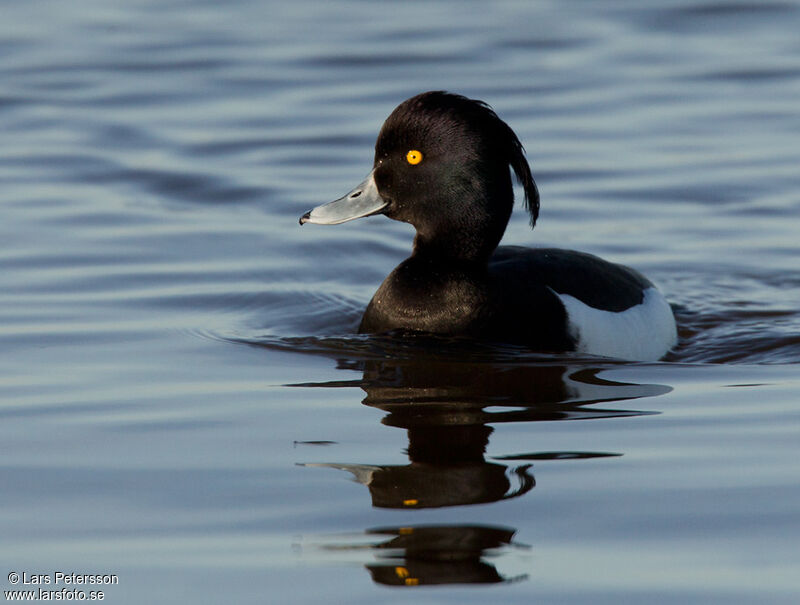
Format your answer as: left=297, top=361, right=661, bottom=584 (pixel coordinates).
left=299, top=171, right=388, bottom=225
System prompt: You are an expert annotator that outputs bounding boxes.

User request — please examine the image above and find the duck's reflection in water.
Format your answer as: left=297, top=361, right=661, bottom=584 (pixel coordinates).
left=290, top=347, right=670, bottom=586
left=300, top=358, right=668, bottom=509
left=306, top=424, right=535, bottom=508
left=364, top=525, right=527, bottom=586
left=314, top=524, right=528, bottom=586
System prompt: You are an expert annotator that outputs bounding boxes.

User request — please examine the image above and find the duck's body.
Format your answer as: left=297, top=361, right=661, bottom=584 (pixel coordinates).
left=360, top=246, right=675, bottom=360
left=301, top=91, right=677, bottom=360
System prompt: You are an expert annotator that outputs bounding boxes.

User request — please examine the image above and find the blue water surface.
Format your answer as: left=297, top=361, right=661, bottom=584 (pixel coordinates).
left=1, top=1, right=800, bottom=603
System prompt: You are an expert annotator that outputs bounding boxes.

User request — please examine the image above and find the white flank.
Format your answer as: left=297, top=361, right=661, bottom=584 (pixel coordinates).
left=556, top=287, right=677, bottom=361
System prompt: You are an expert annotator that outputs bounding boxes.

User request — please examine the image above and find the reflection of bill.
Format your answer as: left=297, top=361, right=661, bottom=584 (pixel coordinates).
left=303, top=425, right=535, bottom=508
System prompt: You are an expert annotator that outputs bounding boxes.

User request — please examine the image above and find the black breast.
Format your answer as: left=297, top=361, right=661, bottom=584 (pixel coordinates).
left=359, top=256, right=490, bottom=335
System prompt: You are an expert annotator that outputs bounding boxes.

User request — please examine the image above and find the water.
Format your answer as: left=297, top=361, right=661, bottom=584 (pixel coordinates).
left=1, top=0, right=799, bottom=602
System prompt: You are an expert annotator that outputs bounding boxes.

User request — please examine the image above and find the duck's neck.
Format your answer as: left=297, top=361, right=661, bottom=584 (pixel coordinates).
left=409, top=186, right=511, bottom=263
left=411, top=230, right=495, bottom=265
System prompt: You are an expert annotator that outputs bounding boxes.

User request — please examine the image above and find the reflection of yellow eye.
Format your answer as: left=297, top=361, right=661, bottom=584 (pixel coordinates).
left=406, top=150, right=423, bottom=165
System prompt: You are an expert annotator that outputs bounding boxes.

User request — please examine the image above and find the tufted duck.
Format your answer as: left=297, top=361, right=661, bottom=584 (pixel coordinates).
left=300, top=91, right=677, bottom=360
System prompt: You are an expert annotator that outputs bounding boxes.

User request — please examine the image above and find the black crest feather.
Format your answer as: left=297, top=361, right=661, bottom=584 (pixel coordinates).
left=504, top=121, right=540, bottom=228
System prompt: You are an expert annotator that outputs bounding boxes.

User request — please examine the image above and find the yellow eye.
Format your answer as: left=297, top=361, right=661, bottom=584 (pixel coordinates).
left=406, top=150, right=423, bottom=165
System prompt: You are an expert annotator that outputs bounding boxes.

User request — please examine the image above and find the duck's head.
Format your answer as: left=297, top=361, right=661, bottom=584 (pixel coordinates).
left=300, top=91, right=539, bottom=261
